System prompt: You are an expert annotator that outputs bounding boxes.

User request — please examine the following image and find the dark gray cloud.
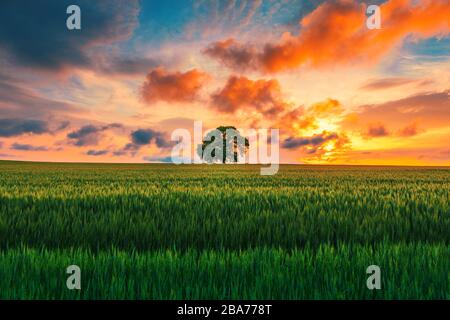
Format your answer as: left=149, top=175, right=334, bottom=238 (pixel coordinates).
left=67, top=125, right=99, bottom=146
left=0, top=1, right=139, bottom=71
left=0, top=119, right=49, bottom=137
left=10, top=143, right=48, bottom=151
left=282, top=132, right=338, bottom=149
left=131, top=129, right=172, bottom=148
left=67, top=123, right=123, bottom=147
left=112, top=143, right=139, bottom=157
left=86, top=149, right=109, bottom=156
left=112, top=128, right=172, bottom=157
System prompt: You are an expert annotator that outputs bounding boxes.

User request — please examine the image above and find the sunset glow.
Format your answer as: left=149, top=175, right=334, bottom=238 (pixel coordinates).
left=0, top=0, right=449, bottom=165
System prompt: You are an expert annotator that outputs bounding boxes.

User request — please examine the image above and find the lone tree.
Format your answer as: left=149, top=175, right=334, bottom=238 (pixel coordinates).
left=198, top=126, right=249, bottom=164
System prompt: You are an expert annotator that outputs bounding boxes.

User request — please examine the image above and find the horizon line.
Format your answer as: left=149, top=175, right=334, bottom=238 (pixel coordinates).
left=0, top=159, right=449, bottom=168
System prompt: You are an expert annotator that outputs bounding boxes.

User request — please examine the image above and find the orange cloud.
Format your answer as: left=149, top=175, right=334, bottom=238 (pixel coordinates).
left=141, top=68, right=209, bottom=104
left=205, top=0, right=450, bottom=73
left=398, top=122, right=420, bottom=137
left=261, top=0, right=364, bottom=72
left=276, top=107, right=318, bottom=134
left=211, top=76, right=290, bottom=117
left=263, top=0, right=450, bottom=72
left=309, top=98, right=343, bottom=116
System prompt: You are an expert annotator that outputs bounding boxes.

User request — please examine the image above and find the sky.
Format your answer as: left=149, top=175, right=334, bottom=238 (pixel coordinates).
left=0, top=0, right=449, bottom=165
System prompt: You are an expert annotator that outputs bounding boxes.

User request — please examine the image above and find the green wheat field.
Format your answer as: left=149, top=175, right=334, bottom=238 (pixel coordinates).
left=0, top=160, right=448, bottom=299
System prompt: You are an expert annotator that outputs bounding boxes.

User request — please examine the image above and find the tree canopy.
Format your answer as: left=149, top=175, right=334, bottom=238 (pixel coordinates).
left=198, top=126, right=249, bottom=164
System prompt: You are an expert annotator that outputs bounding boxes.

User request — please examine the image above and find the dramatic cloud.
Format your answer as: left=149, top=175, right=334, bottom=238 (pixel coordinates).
left=275, top=106, right=318, bottom=135
left=0, top=1, right=447, bottom=166
left=262, top=0, right=450, bottom=72
left=211, top=76, right=290, bottom=117
left=10, top=143, right=48, bottom=151
left=141, top=68, right=209, bottom=104
left=0, top=0, right=139, bottom=71
left=203, top=39, right=258, bottom=72
left=0, top=119, right=49, bottom=137
left=282, top=131, right=339, bottom=149
left=86, top=149, right=109, bottom=156
left=282, top=130, right=350, bottom=162
left=206, top=0, right=450, bottom=73
left=67, top=123, right=123, bottom=147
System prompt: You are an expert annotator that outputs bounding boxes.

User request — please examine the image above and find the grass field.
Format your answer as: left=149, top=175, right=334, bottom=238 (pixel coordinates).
left=0, top=161, right=448, bottom=299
